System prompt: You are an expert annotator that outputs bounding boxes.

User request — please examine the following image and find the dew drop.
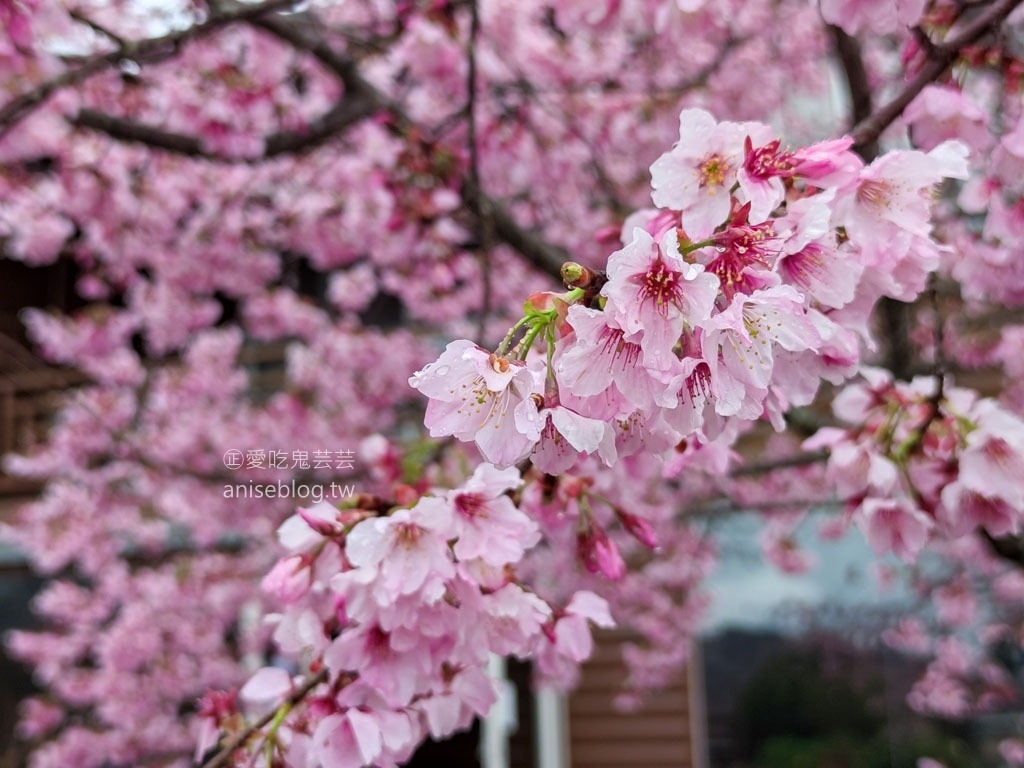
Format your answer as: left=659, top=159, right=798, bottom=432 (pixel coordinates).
left=436, top=366, right=450, bottom=376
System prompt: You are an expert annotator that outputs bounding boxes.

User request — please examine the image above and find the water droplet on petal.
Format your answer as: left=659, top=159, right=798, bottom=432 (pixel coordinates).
left=435, top=366, right=450, bottom=376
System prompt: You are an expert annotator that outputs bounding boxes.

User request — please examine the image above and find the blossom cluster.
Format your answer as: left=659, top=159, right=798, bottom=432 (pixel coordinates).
left=5, top=0, right=1023, bottom=764
left=412, top=108, right=968, bottom=475
left=806, top=368, right=1024, bottom=561
left=205, top=463, right=613, bottom=767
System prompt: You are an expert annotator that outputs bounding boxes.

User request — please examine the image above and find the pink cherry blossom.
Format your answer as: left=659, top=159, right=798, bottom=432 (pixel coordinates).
left=410, top=339, right=541, bottom=467
left=603, top=227, right=720, bottom=369
left=650, top=109, right=770, bottom=238
left=858, top=497, right=932, bottom=561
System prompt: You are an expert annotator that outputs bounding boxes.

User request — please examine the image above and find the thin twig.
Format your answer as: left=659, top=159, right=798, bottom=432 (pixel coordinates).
left=68, top=8, right=128, bottom=48
left=465, top=0, right=494, bottom=345
left=0, top=0, right=299, bottom=137
left=829, top=25, right=878, bottom=159
left=929, top=275, right=947, bottom=403
left=200, top=669, right=329, bottom=768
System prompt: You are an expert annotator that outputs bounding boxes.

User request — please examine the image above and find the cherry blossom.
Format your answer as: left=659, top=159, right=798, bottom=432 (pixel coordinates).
left=0, top=1, right=1022, bottom=766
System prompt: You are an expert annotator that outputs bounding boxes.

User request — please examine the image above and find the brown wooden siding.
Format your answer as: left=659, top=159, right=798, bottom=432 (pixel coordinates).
left=569, top=631, right=698, bottom=768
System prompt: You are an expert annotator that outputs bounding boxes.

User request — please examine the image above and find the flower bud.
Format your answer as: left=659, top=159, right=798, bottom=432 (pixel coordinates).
left=577, top=523, right=626, bottom=580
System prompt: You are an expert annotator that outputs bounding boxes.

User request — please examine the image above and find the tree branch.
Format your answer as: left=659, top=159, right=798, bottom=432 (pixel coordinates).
left=68, top=8, right=128, bottom=49
left=255, top=8, right=569, bottom=279
left=730, top=450, right=829, bottom=477
left=850, top=0, right=1024, bottom=151
left=59, top=4, right=569, bottom=281
left=0, top=0, right=300, bottom=136
left=71, top=89, right=380, bottom=161
left=982, top=530, right=1024, bottom=568
left=465, top=0, right=495, bottom=343
left=829, top=26, right=878, bottom=159
left=200, top=668, right=329, bottom=768
left=462, top=185, right=569, bottom=278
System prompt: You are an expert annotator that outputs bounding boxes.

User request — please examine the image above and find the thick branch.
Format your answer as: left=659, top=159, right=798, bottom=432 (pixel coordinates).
left=0, top=0, right=299, bottom=136
left=829, top=26, right=878, bottom=159
left=463, top=184, right=569, bottom=278
left=850, top=0, right=1024, bottom=150
left=71, top=90, right=380, bottom=161
left=70, top=110, right=208, bottom=155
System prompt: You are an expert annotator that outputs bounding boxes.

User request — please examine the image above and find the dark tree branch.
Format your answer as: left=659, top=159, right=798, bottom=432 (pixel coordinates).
left=43, top=2, right=569, bottom=284
left=463, top=185, right=569, bottom=278
left=68, top=8, right=128, bottom=49
left=730, top=450, right=829, bottom=477
left=70, top=90, right=380, bottom=160
left=829, top=26, right=878, bottom=159
left=70, top=110, right=209, bottom=156
left=880, top=299, right=914, bottom=380
left=71, top=103, right=570, bottom=281
left=251, top=12, right=381, bottom=102
left=850, top=0, right=1024, bottom=151
left=200, top=668, right=330, bottom=768
left=983, top=530, right=1024, bottom=568
left=0, top=0, right=300, bottom=136
left=465, top=0, right=495, bottom=343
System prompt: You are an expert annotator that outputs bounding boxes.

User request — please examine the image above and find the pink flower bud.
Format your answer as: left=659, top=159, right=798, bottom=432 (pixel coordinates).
left=616, top=510, right=659, bottom=550
left=261, top=555, right=311, bottom=603
left=577, top=524, right=626, bottom=580
left=298, top=503, right=344, bottom=537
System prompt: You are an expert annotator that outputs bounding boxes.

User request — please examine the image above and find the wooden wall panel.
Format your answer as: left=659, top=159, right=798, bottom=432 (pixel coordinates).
left=568, top=632, right=697, bottom=768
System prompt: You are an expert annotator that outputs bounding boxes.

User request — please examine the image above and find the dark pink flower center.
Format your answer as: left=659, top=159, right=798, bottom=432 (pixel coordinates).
left=685, top=362, right=713, bottom=402
left=744, top=139, right=795, bottom=179
left=635, top=258, right=683, bottom=316
left=597, top=325, right=642, bottom=365
left=708, top=222, right=775, bottom=299
left=455, top=492, right=488, bottom=518
left=366, top=626, right=392, bottom=659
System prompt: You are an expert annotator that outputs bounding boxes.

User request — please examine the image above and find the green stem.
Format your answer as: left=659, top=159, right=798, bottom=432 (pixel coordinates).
left=517, top=321, right=546, bottom=359
left=261, top=702, right=292, bottom=767
left=680, top=238, right=716, bottom=255
left=496, top=316, right=531, bottom=356
left=545, top=323, right=558, bottom=389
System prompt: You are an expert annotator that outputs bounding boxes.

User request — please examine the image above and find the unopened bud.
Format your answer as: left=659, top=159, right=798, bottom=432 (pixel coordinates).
left=577, top=524, right=626, bottom=580
left=616, top=509, right=659, bottom=550
left=394, top=484, right=419, bottom=507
